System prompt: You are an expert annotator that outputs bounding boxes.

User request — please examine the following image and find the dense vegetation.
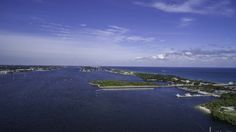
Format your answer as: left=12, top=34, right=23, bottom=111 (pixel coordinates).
left=197, top=85, right=225, bottom=92
left=134, top=73, right=226, bottom=92
left=135, top=72, right=174, bottom=81
left=135, top=72, right=188, bottom=83
left=91, top=80, right=155, bottom=87
left=203, top=93, right=236, bottom=125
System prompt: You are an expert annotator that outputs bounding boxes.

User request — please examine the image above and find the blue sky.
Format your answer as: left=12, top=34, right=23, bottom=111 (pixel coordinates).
left=0, top=0, right=236, bottom=67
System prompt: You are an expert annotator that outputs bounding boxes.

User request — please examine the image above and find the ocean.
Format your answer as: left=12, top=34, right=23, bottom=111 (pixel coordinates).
left=113, top=67, right=236, bottom=83
left=0, top=67, right=235, bottom=132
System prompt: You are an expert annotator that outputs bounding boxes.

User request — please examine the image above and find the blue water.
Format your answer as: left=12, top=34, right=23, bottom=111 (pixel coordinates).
left=0, top=67, right=235, bottom=132
left=114, top=67, right=236, bottom=83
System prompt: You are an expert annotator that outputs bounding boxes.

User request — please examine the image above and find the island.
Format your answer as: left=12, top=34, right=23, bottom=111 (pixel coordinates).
left=90, top=80, right=160, bottom=90
left=90, top=67, right=235, bottom=95
left=0, top=65, right=60, bottom=75
left=87, top=66, right=236, bottom=126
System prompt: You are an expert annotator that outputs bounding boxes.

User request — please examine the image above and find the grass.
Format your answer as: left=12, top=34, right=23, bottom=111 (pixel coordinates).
left=91, top=80, right=156, bottom=87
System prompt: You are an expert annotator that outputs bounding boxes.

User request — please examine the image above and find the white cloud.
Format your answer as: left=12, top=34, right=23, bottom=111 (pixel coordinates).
left=134, top=48, right=236, bottom=65
left=108, top=25, right=129, bottom=34
left=30, top=17, right=158, bottom=44
left=135, top=56, right=144, bottom=59
left=136, top=54, right=166, bottom=61
left=126, top=36, right=155, bottom=42
left=135, top=0, right=234, bottom=16
left=35, top=20, right=73, bottom=39
left=0, top=32, right=141, bottom=66
left=150, top=54, right=166, bottom=60
left=157, top=54, right=166, bottom=60
left=185, top=51, right=192, bottom=56
left=81, top=25, right=155, bottom=43
left=181, top=17, right=194, bottom=22
left=179, top=17, right=194, bottom=27
left=151, top=55, right=158, bottom=59
left=80, top=24, right=87, bottom=27
left=1, top=31, right=236, bottom=67
left=135, top=56, right=146, bottom=61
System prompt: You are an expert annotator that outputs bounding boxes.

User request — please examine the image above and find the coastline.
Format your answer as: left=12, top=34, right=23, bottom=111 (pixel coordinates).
left=178, top=87, right=220, bottom=97
left=90, top=82, right=170, bottom=89
left=96, top=88, right=154, bottom=91
left=91, top=83, right=220, bottom=98
left=91, top=83, right=219, bottom=98
left=196, top=105, right=211, bottom=114
left=99, top=85, right=165, bottom=88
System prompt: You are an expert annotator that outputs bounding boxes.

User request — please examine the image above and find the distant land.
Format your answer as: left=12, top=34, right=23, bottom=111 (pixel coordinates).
left=1, top=65, right=236, bottom=126
left=81, top=66, right=236, bottom=126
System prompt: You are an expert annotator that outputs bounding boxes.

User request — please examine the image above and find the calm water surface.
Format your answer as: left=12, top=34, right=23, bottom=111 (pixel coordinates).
left=115, top=67, right=236, bottom=83
left=0, top=67, right=235, bottom=132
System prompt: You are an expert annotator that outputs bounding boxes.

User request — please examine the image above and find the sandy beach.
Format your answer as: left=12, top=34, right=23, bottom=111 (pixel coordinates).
left=196, top=105, right=211, bottom=114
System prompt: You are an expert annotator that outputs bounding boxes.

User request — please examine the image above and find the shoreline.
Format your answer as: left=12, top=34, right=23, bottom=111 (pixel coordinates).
left=196, top=105, right=211, bottom=114
left=99, top=85, right=166, bottom=88
left=90, top=82, right=169, bottom=89
left=96, top=88, right=155, bottom=91
left=91, top=83, right=219, bottom=97
left=178, top=87, right=220, bottom=97
left=90, top=83, right=188, bottom=89
left=90, top=82, right=220, bottom=97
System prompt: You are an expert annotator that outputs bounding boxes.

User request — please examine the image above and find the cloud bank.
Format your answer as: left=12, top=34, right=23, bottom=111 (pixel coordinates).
left=135, top=0, right=234, bottom=16
left=135, top=48, right=236, bottom=67
left=80, top=25, right=155, bottom=43
left=0, top=32, right=140, bottom=66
